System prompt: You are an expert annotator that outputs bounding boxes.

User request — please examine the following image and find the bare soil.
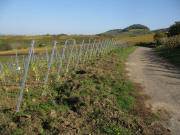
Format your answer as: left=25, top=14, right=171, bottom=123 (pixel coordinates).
left=126, top=47, right=180, bottom=135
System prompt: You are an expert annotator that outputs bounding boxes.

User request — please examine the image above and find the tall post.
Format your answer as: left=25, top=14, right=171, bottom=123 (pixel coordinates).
left=45, top=47, right=49, bottom=62
left=75, top=40, right=84, bottom=70
left=16, top=40, right=34, bottom=112
left=57, top=40, right=68, bottom=75
left=89, top=39, right=96, bottom=60
left=64, top=40, right=76, bottom=76
left=94, top=40, right=100, bottom=57
left=42, top=41, right=57, bottom=95
left=83, top=39, right=90, bottom=64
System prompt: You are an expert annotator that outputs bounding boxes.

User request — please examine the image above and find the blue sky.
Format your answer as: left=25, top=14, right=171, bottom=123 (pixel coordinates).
left=0, top=0, right=180, bottom=35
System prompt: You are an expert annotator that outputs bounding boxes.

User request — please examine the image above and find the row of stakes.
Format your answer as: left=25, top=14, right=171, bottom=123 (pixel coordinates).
left=0, top=39, right=129, bottom=112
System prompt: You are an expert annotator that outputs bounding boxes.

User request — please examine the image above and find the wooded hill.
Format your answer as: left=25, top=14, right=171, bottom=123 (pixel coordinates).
left=99, top=24, right=152, bottom=37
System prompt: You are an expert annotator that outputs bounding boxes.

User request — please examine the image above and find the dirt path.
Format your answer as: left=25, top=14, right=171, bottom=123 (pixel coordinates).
left=126, top=47, right=180, bottom=135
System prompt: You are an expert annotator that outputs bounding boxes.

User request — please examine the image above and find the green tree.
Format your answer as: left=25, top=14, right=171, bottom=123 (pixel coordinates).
left=123, top=24, right=150, bottom=32
left=168, top=22, right=180, bottom=36
left=154, top=30, right=167, bottom=45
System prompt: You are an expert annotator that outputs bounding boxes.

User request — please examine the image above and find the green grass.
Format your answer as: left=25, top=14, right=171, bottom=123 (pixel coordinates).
left=156, top=46, right=180, bottom=67
left=111, top=47, right=137, bottom=111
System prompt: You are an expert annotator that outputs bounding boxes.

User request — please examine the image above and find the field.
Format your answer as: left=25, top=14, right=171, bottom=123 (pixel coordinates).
left=0, top=33, right=153, bottom=64
left=0, top=45, right=169, bottom=134
left=0, top=33, right=154, bottom=54
left=0, top=34, right=104, bottom=51
left=0, top=34, right=168, bottom=134
left=0, top=39, right=125, bottom=114
left=0, top=34, right=126, bottom=63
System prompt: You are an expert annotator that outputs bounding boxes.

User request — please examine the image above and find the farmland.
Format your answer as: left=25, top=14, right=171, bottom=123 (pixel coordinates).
left=0, top=34, right=103, bottom=51
left=1, top=0, right=180, bottom=134
left=0, top=39, right=119, bottom=111
left=0, top=25, right=170, bottom=135
left=0, top=43, right=169, bottom=134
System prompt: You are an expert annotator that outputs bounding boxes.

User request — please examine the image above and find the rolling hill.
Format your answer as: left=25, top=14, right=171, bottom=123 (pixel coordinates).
left=99, top=24, right=152, bottom=37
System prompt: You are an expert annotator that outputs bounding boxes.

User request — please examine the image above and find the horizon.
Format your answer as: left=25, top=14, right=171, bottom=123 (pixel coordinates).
left=0, top=23, right=171, bottom=36
left=0, top=0, right=180, bottom=35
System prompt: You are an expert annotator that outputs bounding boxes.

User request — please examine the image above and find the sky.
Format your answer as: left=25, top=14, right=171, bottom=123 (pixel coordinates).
left=0, top=0, right=180, bottom=35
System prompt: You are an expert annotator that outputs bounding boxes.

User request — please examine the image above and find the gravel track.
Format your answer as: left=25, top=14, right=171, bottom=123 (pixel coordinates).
left=126, top=47, right=180, bottom=135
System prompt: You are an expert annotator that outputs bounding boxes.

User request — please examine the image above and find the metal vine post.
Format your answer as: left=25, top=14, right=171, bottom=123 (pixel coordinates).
left=57, top=40, right=68, bottom=75
left=64, top=39, right=76, bottom=76
left=83, top=39, right=91, bottom=64
left=89, top=39, right=96, bottom=60
left=42, top=41, right=57, bottom=96
left=45, top=47, right=49, bottom=62
left=16, top=40, right=34, bottom=112
left=75, top=40, right=84, bottom=70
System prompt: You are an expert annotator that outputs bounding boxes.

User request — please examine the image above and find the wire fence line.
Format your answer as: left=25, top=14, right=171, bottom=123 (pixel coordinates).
left=0, top=39, right=131, bottom=112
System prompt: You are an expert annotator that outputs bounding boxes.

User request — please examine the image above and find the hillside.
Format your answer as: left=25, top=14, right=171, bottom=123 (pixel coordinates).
left=122, top=24, right=150, bottom=32
left=100, top=29, right=122, bottom=35
left=100, top=24, right=152, bottom=37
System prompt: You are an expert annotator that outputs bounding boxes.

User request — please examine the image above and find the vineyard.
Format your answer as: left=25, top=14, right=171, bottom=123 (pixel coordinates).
left=0, top=40, right=170, bottom=135
left=0, top=39, right=129, bottom=112
left=1, top=0, right=178, bottom=133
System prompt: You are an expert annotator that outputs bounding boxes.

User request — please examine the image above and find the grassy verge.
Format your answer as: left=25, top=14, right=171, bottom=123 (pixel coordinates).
left=0, top=46, right=170, bottom=135
left=156, top=46, right=180, bottom=68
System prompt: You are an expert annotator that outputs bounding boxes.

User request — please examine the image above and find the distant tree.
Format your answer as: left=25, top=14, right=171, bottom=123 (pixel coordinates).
left=168, top=22, right=180, bottom=36
left=154, top=30, right=167, bottom=45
